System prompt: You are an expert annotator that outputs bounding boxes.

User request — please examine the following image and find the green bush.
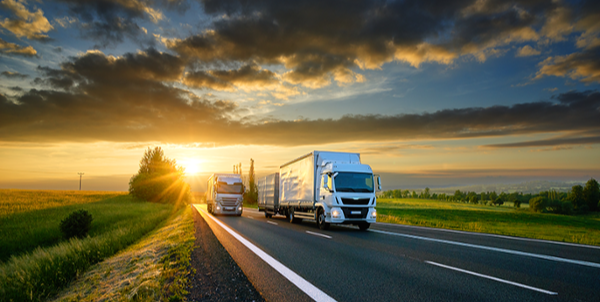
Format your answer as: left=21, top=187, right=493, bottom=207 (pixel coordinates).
left=529, top=196, right=547, bottom=212
left=60, top=210, right=93, bottom=239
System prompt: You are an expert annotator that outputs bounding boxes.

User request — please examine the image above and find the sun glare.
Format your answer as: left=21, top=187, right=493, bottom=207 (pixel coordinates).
left=181, top=159, right=202, bottom=175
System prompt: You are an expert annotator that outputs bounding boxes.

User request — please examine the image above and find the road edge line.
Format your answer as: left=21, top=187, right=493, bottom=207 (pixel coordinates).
left=194, top=205, right=337, bottom=302
left=375, top=221, right=600, bottom=250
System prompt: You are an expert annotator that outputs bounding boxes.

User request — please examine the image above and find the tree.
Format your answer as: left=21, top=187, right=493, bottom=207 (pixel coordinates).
left=467, top=192, right=479, bottom=204
left=583, top=178, right=600, bottom=211
left=489, top=191, right=498, bottom=205
left=422, top=187, right=431, bottom=199
left=529, top=196, right=547, bottom=212
left=244, top=158, right=258, bottom=205
left=402, top=190, right=410, bottom=198
left=569, top=185, right=586, bottom=211
left=129, top=147, right=190, bottom=206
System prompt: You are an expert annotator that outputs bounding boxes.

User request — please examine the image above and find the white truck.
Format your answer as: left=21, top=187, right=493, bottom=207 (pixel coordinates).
left=258, top=151, right=381, bottom=230
left=206, top=173, right=244, bottom=216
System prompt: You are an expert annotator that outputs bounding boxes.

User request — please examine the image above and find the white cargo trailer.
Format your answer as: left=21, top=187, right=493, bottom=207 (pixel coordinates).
left=258, top=173, right=279, bottom=217
left=206, top=173, right=244, bottom=216
left=258, top=151, right=381, bottom=230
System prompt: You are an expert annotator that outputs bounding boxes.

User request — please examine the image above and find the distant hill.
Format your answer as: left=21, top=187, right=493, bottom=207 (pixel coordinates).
left=427, top=180, right=586, bottom=194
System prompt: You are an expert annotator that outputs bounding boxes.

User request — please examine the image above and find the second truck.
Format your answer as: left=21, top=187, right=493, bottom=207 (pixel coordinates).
left=258, top=151, right=381, bottom=230
left=206, top=173, right=244, bottom=216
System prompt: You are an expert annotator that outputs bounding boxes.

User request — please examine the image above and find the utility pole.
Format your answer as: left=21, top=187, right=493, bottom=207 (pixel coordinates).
left=78, top=172, right=84, bottom=190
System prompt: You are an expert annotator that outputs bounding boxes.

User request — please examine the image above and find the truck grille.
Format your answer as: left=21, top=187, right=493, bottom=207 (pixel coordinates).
left=221, top=198, right=238, bottom=206
left=341, top=198, right=371, bottom=205
left=341, top=207, right=368, bottom=219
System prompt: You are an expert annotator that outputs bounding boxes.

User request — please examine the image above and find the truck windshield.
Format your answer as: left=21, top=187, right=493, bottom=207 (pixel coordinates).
left=334, top=173, right=374, bottom=193
left=217, top=182, right=243, bottom=194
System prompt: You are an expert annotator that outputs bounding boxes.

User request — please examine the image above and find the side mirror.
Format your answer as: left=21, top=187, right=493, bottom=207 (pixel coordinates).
left=376, top=175, right=382, bottom=191
left=323, top=174, right=331, bottom=192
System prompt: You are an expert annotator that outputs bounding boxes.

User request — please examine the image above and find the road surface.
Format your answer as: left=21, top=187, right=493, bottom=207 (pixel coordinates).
left=192, top=205, right=600, bottom=301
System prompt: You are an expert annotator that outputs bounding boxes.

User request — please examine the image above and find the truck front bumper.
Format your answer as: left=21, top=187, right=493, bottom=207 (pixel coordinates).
left=326, top=206, right=376, bottom=224
left=213, top=204, right=243, bottom=215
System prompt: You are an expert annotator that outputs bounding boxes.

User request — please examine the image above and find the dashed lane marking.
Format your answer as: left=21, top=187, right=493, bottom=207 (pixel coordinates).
left=426, top=261, right=558, bottom=295
left=306, top=231, right=332, bottom=239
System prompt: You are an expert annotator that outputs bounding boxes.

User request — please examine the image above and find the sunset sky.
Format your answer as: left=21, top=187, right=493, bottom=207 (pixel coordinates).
left=1, top=0, right=599, bottom=191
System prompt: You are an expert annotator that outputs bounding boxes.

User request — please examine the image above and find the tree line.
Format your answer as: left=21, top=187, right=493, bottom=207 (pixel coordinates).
left=380, top=178, right=600, bottom=215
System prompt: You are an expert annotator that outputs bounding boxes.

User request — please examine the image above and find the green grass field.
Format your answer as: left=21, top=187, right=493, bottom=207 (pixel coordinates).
left=0, top=189, right=177, bottom=302
left=377, top=198, right=600, bottom=246
left=0, top=189, right=125, bottom=217
left=0, top=190, right=173, bottom=262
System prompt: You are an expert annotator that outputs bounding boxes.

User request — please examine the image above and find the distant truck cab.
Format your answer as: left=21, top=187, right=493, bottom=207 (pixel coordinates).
left=206, top=173, right=244, bottom=216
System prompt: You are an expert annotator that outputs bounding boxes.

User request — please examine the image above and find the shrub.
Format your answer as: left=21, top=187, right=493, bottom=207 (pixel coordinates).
left=529, top=196, right=547, bottom=212
left=60, top=210, right=93, bottom=239
left=546, top=199, right=573, bottom=215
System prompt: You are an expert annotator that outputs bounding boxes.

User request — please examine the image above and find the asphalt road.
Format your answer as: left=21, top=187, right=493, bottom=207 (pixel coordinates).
left=193, top=205, right=600, bottom=302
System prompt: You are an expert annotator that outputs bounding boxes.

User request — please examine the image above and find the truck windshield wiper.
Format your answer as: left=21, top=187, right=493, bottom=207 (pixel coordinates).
left=337, top=187, right=356, bottom=192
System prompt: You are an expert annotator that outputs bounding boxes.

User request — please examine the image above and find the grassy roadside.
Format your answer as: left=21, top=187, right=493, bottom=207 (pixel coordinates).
left=0, top=195, right=172, bottom=262
left=377, top=198, right=600, bottom=246
left=51, top=206, right=195, bottom=302
left=0, top=189, right=177, bottom=302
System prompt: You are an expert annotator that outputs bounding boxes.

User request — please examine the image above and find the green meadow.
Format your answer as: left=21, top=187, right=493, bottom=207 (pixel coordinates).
left=0, top=189, right=177, bottom=302
left=377, top=198, right=600, bottom=246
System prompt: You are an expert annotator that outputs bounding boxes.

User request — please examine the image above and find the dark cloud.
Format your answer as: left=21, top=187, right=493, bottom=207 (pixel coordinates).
left=0, top=48, right=238, bottom=142
left=1, top=71, right=28, bottom=79
left=56, top=0, right=169, bottom=47
left=167, top=0, right=586, bottom=87
left=1, top=45, right=599, bottom=148
left=483, top=136, right=600, bottom=148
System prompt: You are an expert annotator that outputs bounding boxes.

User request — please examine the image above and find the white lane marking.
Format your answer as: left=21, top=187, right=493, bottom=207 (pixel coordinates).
left=267, top=220, right=278, bottom=225
left=306, top=231, right=332, bottom=239
left=376, top=221, right=600, bottom=250
left=195, top=206, right=337, bottom=302
left=247, top=216, right=254, bottom=220
left=426, top=261, right=558, bottom=295
left=370, top=229, right=600, bottom=269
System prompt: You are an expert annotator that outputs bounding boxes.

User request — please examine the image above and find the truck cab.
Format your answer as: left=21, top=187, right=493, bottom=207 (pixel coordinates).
left=317, top=162, right=379, bottom=230
left=206, top=174, right=244, bottom=216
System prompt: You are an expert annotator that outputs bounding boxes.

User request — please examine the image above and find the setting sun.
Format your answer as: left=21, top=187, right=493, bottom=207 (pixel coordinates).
left=181, top=159, right=203, bottom=175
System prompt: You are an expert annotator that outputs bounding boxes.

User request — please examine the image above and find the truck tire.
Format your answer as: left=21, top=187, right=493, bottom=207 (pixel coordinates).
left=289, top=209, right=301, bottom=224
left=207, top=204, right=212, bottom=214
left=265, top=211, right=272, bottom=218
left=358, top=222, right=370, bottom=231
left=317, top=208, right=330, bottom=230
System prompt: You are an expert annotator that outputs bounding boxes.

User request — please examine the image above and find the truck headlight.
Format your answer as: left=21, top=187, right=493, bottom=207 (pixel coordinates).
left=216, top=206, right=221, bottom=210
left=332, top=208, right=341, bottom=219
left=238, top=206, right=242, bottom=211
left=370, top=209, right=377, bottom=219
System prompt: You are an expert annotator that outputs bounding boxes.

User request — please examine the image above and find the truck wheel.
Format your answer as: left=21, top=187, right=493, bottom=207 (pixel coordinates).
left=207, top=204, right=212, bottom=214
left=358, top=222, right=370, bottom=231
left=289, top=209, right=301, bottom=224
left=265, top=211, right=272, bottom=218
left=317, top=208, right=330, bottom=230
